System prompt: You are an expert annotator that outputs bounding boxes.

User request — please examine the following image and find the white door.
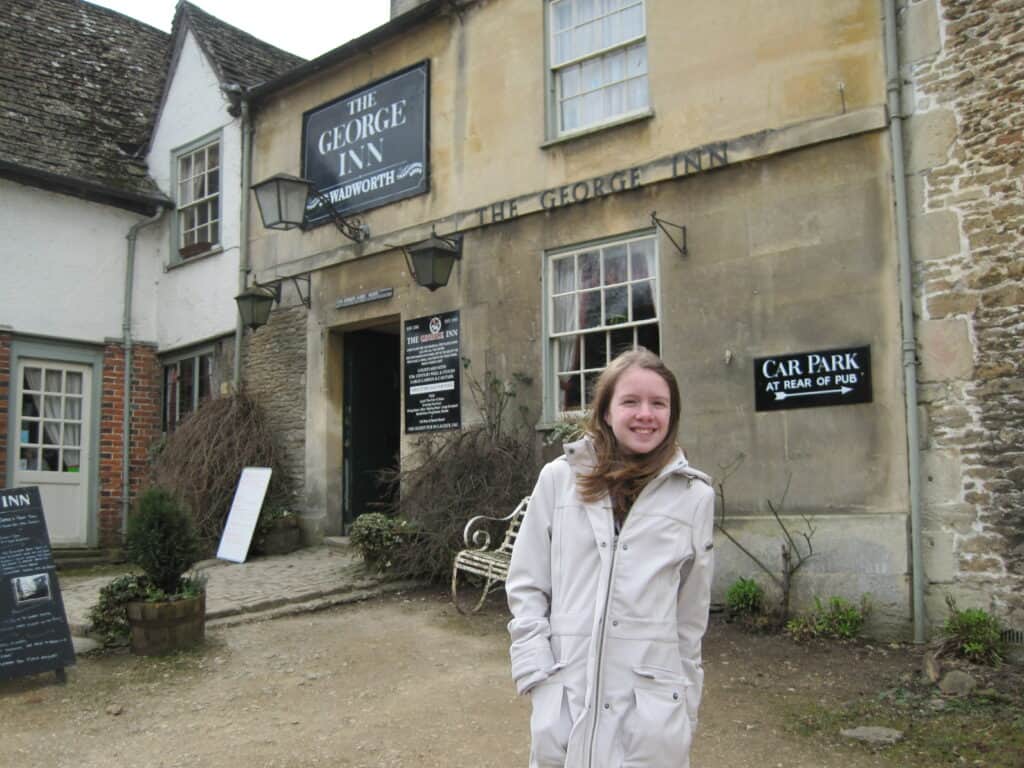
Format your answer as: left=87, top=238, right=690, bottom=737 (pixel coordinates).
left=13, top=360, right=92, bottom=546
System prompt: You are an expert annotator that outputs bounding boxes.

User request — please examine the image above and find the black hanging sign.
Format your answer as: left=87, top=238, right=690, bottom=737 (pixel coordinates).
left=0, top=487, right=76, bottom=682
left=754, top=345, right=873, bottom=412
left=405, top=311, right=461, bottom=433
left=302, top=61, right=429, bottom=225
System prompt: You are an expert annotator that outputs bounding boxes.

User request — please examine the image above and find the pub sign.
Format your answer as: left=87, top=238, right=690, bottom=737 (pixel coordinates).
left=302, top=61, right=429, bottom=225
left=754, top=345, right=873, bottom=412
left=405, top=311, right=461, bottom=433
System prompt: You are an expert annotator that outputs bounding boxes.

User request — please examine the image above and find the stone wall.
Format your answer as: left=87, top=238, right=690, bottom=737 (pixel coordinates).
left=902, top=0, right=1024, bottom=629
left=241, top=303, right=307, bottom=498
left=98, top=341, right=162, bottom=547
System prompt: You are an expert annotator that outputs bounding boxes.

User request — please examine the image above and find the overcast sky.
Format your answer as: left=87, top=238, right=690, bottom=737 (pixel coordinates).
left=88, top=0, right=391, bottom=59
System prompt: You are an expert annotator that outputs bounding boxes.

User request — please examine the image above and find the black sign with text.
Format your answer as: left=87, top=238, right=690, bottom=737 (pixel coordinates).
left=754, top=346, right=873, bottom=412
left=302, top=61, right=429, bottom=224
left=405, top=311, right=461, bottom=433
left=0, top=487, right=76, bottom=681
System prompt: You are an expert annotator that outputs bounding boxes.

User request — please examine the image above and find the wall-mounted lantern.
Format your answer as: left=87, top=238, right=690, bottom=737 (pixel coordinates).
left=235, top=275, right=311, bottom=331
left=403, top=233, right=463, bottom=291
left=251, top=173, right=369, bottom=243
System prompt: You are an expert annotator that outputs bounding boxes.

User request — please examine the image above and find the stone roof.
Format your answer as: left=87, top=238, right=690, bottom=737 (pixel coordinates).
left=176, top=2, right=305, bottom=90
left=0, top=0, right=171, bottom=207
left=0, top=0, right=305, bottom=212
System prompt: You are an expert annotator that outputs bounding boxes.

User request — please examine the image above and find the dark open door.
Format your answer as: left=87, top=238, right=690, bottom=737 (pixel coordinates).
left=342, top=326, right=401, bottom=532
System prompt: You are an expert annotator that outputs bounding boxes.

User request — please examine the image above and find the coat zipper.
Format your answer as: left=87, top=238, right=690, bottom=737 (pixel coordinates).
left=586, top=525, right=619, bottom=768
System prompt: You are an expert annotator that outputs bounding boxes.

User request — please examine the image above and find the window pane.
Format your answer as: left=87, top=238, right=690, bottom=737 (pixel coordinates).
left=553, top=255, right=575, bottom=293
left=63, top=424, right=81, bottom=448
left=208, top=168, right=220, bottom=195
left=197, top=203, right=209, bottom=226
left=557, top=336, right=580, bottom=373
left=62, top=450, right=81, bottom=472
left=582, top=90, right=603, bottom=126
left=578, top=0, right=596, bottom=23
left=64, top=396, right=82, bottom=420
left=561, top=96, right=581, bottom=132
left=179, top=154, right=192, bottom=181
left=632, top=280, right=656, bottom=321
left=553, top=0, right=572, bottom=32
left=21, top=392, right=39, bottom=418
left=42, top=448, right=59, bottom=472
left=209, top=221, right=220, bottom=245
left=23, top=367, right=42, bottom=391
left=610, top=326, right=634, bottom=358
left=45, top=370, right=62, bottom=392
left=44, top=396, right=60, bottom=419
left=637, top=323, right=660, bottom=354
left=604, top=285, right=628, bottom=324
left=583, top=331, right=608, bottom=369
left=41, top=421, right=60, bottom=446
left=628, top=75, right=649, bottom=111
left=21, top=420, right=38, bottom=444
left=553, top=294, right=577, bottom=333
left=603, top=245, right=627, bottom=284
left=193, top=173, right=206, bottom=200
left=580, top=251, right=600, bottom=288
left=560, top=66, right=580, bottom=99
left=605, top=48, right=625, bottom=82
left=627, top=42, right=647, bottom=76
left=198, top=355, right=212, bottom=401
left=554, top=31, right=572, bottom=65
left=558, top=373, right=582, bottom=412
left=630, top=237, right=654, bottom=278
left=207, top=143, right=219, bottom=169
left=605, top=82, right=626, bottom=116
left=582, top=57, right=603, bottom=90
left=20, top=447, right=38, bottom=471
left=179, top=358, right=195, bottom=418
left=179, top=177, right=194, bottom=205
left=580, top=289, right=602, bottom=329
left=584, top=371, right=601, bottom=405
left=623, top=2, right=643, bottom=37
left=66, top=371, right=83, bottom=395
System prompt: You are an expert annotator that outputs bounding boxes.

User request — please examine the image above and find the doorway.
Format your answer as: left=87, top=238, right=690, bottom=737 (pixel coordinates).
left=342, top=324, right=401, bottom=532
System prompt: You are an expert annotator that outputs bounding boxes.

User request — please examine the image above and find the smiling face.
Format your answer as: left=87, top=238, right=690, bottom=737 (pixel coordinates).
left=603, top=365, right=672, bottom=456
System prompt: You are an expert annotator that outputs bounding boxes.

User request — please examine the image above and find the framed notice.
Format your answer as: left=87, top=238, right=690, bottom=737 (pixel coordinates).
left=754, top=345, right=873, bottom=412
left=0, top=487, right=76, bottom=682
left=302, top=61, right=429, bottom=224
left=216, top=468, right=273, bottom=563
left=405, top=311, right=461, bottom=433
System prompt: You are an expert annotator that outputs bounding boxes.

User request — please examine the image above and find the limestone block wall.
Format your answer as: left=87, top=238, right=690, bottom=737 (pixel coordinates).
left=901, top=0, right=1024, bottom=629
left=241, top=299, right=308, bottom=497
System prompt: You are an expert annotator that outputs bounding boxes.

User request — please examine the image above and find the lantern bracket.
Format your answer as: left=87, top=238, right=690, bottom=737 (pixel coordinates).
left=651, top=211, right=687, bottom=257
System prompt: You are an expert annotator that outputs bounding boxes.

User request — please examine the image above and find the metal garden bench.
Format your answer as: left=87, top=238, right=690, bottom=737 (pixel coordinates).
left=450, top=496, right=529, bottom=614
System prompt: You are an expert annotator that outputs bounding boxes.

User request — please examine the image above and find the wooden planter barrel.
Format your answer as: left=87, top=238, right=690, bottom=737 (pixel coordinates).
left=126, top=592, right=206, bottom=656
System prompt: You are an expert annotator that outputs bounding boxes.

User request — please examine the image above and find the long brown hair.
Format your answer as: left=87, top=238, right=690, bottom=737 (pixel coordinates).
left=577, top=348, right=682, bottom=522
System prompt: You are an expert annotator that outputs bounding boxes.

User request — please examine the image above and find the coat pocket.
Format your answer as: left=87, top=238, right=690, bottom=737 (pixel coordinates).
left=530, top=680, right=572, bottom=767
left=620, top=667, right=692, bottom=768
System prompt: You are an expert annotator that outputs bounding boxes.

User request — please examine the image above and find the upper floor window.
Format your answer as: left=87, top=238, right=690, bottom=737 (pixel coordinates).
left=549, top=0, right=649, bottom=136
left=175, top=139, right=220, bottom=260
left=546, top=233, right=660, bottom=417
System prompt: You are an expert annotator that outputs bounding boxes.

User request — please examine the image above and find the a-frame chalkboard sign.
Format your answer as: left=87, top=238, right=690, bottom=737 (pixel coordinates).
left=0, top=487, right=76, bottom=683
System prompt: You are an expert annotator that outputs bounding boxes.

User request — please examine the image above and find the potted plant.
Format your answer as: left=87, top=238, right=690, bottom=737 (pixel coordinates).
left=123, top=487, right=205, bottom=656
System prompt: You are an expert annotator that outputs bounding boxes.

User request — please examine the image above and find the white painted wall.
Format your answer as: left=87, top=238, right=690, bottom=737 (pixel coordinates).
left=0, top=177, right=159, bottom=342
left=147, top=30, right=242, bottom=351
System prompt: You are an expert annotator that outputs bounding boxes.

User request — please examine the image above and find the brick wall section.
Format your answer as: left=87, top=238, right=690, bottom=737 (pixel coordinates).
left=98, top=342, right=162, bottom=548
left=241, top=305, right=307, bottom=495
left=906, top=0, right=1024, bottom=628
left=0, top=332, right=10, bottom=488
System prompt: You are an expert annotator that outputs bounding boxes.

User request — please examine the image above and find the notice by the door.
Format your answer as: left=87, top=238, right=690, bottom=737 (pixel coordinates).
left=0, top=486, right=76, bottom=681
left=217, top=467, right=273, bottom=563
left=404, top=311, right=461, bottom=433
left=754, top=345, right=873, bottom=412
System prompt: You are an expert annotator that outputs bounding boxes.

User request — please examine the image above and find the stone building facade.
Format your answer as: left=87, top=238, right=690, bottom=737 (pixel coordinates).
left=902, top=0, right=1024, bottom=629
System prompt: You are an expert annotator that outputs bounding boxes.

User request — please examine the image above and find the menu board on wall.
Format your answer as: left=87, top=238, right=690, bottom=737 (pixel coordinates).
left=0, top=487, right=76, bottom=682
left=404, top=311, right=461, bottom=433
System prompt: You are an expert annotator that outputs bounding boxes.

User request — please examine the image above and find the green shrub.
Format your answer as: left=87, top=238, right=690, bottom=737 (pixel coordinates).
left=349, top=513, right=415, bottom=571
left=88, top=574, right=147, bottom=646
left=942, top=595, right=1005, bottom=665
left=726, top=577, right=765, bottom=617
left=786, top=595, right=870, bottom=641
left=125, top=487, right=201, bottom=595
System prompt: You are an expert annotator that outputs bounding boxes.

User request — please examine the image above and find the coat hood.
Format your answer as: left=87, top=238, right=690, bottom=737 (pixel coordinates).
left=561, top=435, right=712, bottom=486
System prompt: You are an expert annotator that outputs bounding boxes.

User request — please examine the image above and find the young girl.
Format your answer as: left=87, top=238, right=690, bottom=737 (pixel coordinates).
left=507, top=348, right=715, bottom=768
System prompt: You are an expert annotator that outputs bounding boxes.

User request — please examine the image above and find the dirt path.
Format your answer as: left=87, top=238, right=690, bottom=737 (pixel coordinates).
left=0, top=589, right=975, bottom=768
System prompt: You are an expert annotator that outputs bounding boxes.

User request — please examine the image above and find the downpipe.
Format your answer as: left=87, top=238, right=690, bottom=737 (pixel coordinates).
left=233, top=91, right=254, bottom=390
left=123, top=208, right=166, bottom=535
left=884, top=0, right=926, bottom=643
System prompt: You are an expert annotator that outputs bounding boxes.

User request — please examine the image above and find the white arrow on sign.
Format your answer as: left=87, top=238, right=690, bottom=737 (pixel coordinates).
left=774, top=386, right=853, bottom=401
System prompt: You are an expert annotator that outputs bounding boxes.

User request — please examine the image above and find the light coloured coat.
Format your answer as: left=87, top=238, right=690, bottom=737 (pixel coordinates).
left=507, top=437, right=715, bottom=768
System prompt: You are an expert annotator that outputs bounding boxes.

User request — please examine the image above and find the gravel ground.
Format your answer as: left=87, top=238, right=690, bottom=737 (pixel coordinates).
left=0, top=588, right=970, bottom=768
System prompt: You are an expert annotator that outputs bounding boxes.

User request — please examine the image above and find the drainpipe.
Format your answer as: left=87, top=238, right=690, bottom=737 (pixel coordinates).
left=233, top=91, right=254, bottom=390
left=884, top=0, right=926, bottom=643
left=123, top=208, right=166, bottom=535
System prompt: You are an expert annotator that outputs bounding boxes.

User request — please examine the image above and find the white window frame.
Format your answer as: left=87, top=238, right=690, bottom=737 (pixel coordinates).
left=547, top=0, right=650, bottom=139
left=161, top=348, right=215, bottom=431
left=543, top=231, right=661, bottom=421
left=172, top=132, right=221, bottom=263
